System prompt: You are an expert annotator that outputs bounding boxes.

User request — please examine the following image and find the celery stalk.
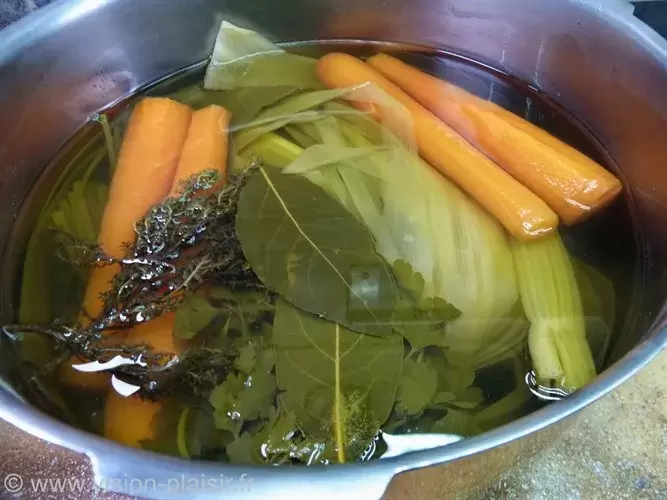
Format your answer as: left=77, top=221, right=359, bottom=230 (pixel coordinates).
left=512, top=235, right=596, bottom=391
left=238, top=133, right=302, bottom=169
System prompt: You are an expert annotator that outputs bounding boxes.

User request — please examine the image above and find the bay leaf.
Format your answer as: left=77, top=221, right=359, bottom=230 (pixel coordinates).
left=204, top=22, right=321, bottom=91
left=273, top=301, right=403, bottom=443
left=236, top=167, right=398, bottom=336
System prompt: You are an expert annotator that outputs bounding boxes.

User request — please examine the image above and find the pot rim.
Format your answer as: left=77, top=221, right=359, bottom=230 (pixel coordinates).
left=0, top=0, right=666, bottom=484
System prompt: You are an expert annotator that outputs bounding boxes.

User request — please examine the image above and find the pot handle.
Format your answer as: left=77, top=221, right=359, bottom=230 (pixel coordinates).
left=88, top=446, right=398, bottom=500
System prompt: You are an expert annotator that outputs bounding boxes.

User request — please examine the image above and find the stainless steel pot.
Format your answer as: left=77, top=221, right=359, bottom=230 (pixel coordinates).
left=0, top=1, right=666, bottom=499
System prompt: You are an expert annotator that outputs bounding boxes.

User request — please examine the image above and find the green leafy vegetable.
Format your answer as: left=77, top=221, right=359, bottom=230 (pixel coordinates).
left=174, top=295, right=221, bottom=340
left=273, top=300, right=403, bottom=461
left=209, top=346, right=277, bottom=435
left=236, top=166, right=398, bottom=336
left=395, top=358, right=438, bottom=416
left=391, top=260, right=461, bottom=350
left=226, top=432, right=256, bottom=464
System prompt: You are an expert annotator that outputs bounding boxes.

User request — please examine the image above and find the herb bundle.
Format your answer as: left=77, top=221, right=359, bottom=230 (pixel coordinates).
left=4, top=167, right=263, bottom=397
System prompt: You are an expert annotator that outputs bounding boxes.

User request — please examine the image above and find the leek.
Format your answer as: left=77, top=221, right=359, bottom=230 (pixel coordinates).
left=512, top=234, right=597, bottom=391
left=281, top=110, right=520, bottom=364
left=219, top=24, right=521, bottom=365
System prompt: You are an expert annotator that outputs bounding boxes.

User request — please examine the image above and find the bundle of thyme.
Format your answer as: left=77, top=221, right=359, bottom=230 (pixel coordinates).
left=3, top=165, right=263, bottom=396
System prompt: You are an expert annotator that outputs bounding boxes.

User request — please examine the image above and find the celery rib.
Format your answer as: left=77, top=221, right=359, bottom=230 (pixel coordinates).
left=513, top=235, right=596, bottom=392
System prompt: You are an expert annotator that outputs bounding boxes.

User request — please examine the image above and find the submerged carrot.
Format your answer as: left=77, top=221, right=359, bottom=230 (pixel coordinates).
left=317, top=53, right=558, bottom=240
left=169, top=105, right=231, bottom=196
left=367, top=54, right=622, bottom=224
left=104, top=313, right=181, bottom=448
left=61, top=98, right=192, bottom=391
left=83, top=97, right=193, bottom=318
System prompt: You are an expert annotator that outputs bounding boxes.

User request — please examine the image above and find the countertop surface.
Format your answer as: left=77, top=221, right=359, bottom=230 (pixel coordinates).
left=1, top=1, right=667, bottom=499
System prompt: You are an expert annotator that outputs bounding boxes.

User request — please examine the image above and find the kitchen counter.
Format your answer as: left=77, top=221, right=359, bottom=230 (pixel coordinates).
left=1, top=1, right=666, bottom=499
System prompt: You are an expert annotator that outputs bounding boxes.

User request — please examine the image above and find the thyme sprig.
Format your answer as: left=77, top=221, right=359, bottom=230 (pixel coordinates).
left=4, top=165, right=262, bottom=395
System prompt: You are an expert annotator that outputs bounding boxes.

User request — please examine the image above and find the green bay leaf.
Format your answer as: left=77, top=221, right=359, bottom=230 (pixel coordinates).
left=273, top=300, right=403, bottom=448
left=203, top=22, right=321, bottom=91
left=236, top=167, right=398, bottom=336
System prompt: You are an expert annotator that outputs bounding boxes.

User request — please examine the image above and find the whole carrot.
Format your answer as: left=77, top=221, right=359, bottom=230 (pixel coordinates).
left=317, top=53, right=558, bottom=240
left=169, top=104, right=231, bottom=196
left=104, top=313, right=182, bottom=448
left=62, top=102, right=232, bottom=392
left=104, top=106, right=232, bottom=445
left=61, top=98, right=193, bottom=391
left=367, top=54, right=622, bottom=224
left=83, top=97, right=193, bottom=318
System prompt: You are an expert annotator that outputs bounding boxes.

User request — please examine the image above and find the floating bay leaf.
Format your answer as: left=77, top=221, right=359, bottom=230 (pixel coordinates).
left=236, top=167, right=398, bottom=335
left=273, top=301, right=403, bottom=446
left=204, top=21, right=321, bottom=91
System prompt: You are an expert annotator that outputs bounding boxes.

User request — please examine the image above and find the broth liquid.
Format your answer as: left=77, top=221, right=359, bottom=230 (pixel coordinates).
left=4, top=41, right=644, bottom=459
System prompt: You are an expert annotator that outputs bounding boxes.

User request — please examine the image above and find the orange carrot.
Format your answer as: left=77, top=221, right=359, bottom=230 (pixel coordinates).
left=169, top=105, right=231, bottom=196
left=104, top=313, right=182, bottom=449
left=104, top=392, right=164, bottom=449
left=367, top=54, right=622, bottom=224
left=61, top=98, right=192, bottom=391
left=83, top=97, right=193, bottom=318
left=317, top=53, right=558, bottom=240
